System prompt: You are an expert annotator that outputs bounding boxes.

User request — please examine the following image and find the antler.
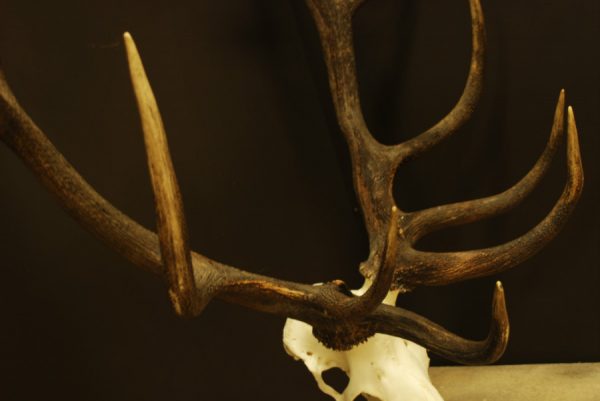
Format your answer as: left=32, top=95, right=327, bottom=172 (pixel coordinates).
left=305, top=0, right=583, bottom=287
left=303, top=0, right=486, bottom=289
left=0, top=0, right=583, bottom=364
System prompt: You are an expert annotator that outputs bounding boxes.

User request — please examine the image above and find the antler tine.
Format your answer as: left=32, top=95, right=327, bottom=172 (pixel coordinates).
left=404, top=89, right=565, bottom=243
left=391, top=0, right=485, bottom=164
left=397, top=106, right=583, bottom=286
left=333, top=206, right=400, bottom=318
left=374, top=281, right=509, bottom=365
left=124, top=33, right=205, bottom=317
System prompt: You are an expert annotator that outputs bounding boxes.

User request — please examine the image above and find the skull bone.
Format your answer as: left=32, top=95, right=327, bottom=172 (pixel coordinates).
left=283, top=280, right=444, bottom=401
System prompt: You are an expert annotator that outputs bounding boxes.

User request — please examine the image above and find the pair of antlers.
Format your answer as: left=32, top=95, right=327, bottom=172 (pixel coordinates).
left=0, top=0, right=583, bottom=364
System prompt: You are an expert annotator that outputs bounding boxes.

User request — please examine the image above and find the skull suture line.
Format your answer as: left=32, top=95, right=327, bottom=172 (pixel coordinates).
left=283, top=279, right=444, bottom=401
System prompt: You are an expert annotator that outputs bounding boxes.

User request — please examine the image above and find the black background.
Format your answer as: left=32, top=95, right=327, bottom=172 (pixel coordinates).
left=0, top=0, right=598, bottom=400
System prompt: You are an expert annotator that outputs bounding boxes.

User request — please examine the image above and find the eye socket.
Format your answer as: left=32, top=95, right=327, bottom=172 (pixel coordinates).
left=322, top=368, right=350, bottom=393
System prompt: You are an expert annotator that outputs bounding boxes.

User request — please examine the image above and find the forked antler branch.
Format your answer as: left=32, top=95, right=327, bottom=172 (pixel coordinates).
left=0, top=0, right=583, bottom=364
left=304, top=0, right=486, bottom=292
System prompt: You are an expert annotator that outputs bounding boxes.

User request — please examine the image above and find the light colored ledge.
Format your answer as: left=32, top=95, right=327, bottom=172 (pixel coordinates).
left=430, top=363, right=600, bottom=401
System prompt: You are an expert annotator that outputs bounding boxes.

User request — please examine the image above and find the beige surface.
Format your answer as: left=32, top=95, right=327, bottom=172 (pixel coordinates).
left=430, top=363, right=600, bottom=401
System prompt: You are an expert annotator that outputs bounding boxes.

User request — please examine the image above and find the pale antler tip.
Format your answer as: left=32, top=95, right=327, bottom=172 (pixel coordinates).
left=566, top=105, right=583, bottom=176
left=123, top=32, right=136, bottom=50
left=492, top=282, right=508, bottom=338
left=493, top=280, right=509, bottom=340
left=567, top=106, right=579, bottom=138
left=493, top=281, right=506, bottom=312
left=123, top=32, right=141, bottom=68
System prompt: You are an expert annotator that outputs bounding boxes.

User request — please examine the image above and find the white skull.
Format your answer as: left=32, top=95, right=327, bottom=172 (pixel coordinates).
left=283, top=280, right=444, bottom=401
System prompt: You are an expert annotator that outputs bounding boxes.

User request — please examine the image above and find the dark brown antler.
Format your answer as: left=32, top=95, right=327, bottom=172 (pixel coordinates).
left=0, top=0, right=583, bottom=365
left=397, top=99, right=583, bottom=286
left=303, top=0, right=486, bottom=290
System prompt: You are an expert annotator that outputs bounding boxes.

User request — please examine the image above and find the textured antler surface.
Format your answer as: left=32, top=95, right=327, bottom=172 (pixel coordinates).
left=0, top=0, right=584, bottom=364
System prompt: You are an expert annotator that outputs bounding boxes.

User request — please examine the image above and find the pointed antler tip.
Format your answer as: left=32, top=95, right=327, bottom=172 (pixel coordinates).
left=567, top=106, right=580, bottom=139
left=494, top=281, right=506, bottom=305
left=123, top=32, right=140, bottom=63
left=493, top=281, right=507, bottom=313
left=123, top=32, right=135, bottom=48
left=566, top=105, right=583, bottom=180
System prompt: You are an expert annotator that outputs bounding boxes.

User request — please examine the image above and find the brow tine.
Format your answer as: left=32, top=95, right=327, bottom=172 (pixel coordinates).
left=338, top=206, right=400, bottom=317
left=124, top=32, right=201, bottom=316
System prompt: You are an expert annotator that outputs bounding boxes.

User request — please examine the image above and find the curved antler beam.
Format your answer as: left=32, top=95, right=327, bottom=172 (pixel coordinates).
left=221, top=277, right=510, bottom=365
left=371, top=281, right=509, bottom=365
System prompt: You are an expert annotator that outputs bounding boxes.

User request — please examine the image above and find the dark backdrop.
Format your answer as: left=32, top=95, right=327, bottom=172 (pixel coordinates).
left=0, top=0, right=598, bottom=400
